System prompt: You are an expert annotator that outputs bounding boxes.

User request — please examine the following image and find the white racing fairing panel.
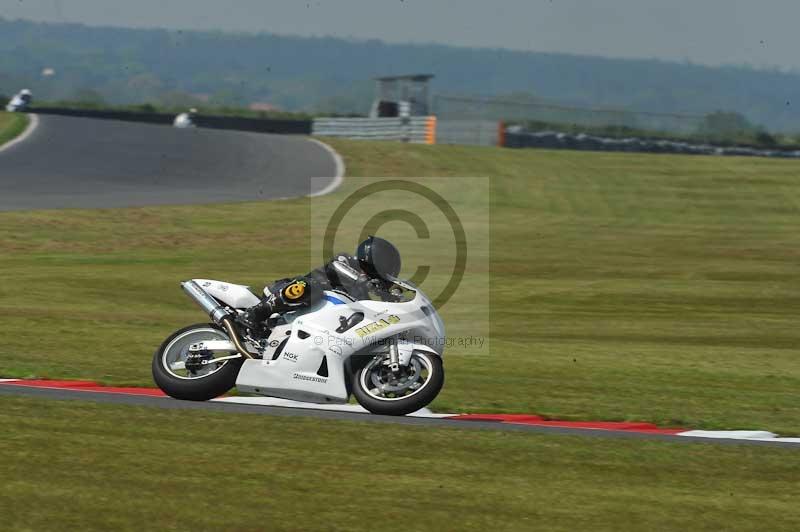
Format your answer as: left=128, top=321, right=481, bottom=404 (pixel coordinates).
left=192, top=279, right=261, bottom=309
left=235, top=289, right=446, bottom=404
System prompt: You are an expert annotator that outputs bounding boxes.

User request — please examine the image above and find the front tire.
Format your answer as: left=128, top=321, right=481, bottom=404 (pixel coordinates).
left=352, top=352, right=444, bottom=416
left=152, top=323, right=243, bottom=401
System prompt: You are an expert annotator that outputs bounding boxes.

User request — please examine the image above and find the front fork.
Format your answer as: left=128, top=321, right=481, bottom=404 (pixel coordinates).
left=388, top=336, right=401, bottom=373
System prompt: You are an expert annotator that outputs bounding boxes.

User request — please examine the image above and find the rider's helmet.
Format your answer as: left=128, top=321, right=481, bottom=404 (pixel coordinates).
left=20, top=89, right=32, bottom=96
left=357, top=236, right=401, bottom=280
left=189, top=108, right=198, bottom=115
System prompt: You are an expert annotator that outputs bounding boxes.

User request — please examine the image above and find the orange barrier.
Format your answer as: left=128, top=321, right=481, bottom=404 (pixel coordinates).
left=425, top=116, right=437, bottom=145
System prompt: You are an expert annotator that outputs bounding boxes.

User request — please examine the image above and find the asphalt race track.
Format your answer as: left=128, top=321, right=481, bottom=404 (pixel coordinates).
left=2, top=384, right=798, bottom=448
left=0, top=114, right=340, bottom=211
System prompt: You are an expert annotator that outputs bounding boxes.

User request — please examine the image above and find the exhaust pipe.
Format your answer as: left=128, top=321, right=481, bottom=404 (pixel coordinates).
left=182, top=281, right=232, bottom=324
left=181, top=281, right=254, bottom=359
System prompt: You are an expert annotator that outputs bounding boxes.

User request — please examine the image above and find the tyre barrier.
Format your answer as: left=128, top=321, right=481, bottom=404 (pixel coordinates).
left=505, top=129, right=800, bottom=158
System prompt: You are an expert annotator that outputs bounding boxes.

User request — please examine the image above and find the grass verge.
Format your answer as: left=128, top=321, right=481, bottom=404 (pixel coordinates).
left=1, top=395, right=799, bottom=532
left=0, top=111, right=29, bottom=148
left=0, top=140, right=799, bottom=432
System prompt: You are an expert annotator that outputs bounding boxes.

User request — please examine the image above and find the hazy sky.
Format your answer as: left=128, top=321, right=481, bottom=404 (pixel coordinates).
left=1, top=0, right=798, bottom=70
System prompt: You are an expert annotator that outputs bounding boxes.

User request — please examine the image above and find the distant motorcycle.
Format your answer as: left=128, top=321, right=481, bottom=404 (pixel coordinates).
left=152, top=270, right=446, bottom=416
left=5, top=89, right=32, bottom=112
left=173, top=108, right=198, bottom=128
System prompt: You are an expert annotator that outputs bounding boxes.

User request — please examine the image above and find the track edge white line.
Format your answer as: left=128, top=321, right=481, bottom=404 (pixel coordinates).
left=0, top=113, right=39, bottom=154
left=306, top=137, right=346, bottom=197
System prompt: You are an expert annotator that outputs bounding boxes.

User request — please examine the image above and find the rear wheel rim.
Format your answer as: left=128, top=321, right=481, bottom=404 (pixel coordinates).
left=360, top=353, right=434, bottom=401
left=161, top=328, right=231, bottom=380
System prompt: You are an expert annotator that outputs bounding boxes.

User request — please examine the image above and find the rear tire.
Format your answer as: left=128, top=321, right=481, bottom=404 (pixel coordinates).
left=152, top=323, right=243, bottom=401
left=352, top=352, right=444, bottom=416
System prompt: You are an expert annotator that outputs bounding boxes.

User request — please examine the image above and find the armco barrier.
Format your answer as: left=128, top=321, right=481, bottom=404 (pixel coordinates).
left=28, top=107, right=312, bottom=135
left=312, top=117, right=437, bottom=144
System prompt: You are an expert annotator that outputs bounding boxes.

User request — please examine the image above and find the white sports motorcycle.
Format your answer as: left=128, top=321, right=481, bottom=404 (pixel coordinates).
left=5, top=89, right=32, bottom=112
left=173, top=108, right=198, bottom=128
left=152, top=273, right=446, bottom=416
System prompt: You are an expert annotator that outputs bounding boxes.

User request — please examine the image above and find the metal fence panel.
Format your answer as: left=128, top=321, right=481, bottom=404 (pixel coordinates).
left=436, top=120, right=500, bottom=146
left=433, top=94, right=704, bottom=136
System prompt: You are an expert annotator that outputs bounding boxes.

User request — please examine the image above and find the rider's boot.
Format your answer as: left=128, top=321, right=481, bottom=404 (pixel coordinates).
left=240, top=297, right=275, bottom=335
left=241, top=278, right=313, bottom=334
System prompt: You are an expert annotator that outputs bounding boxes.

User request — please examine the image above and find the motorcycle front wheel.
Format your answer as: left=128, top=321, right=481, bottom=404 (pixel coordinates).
left=352, top=352, right=444, bottom=416
left=152, top=323, right=243, bottom=401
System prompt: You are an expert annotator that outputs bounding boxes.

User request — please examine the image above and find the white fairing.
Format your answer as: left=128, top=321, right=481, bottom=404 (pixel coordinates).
left=234, top=287, right=445, bottom=404
left=181, top=277, right=445, bottom=405
left=173, top=113, right=195, bottom=128
left=192, top=279, right=261, bottom=309
left=5, top=93, right=30, bottom=112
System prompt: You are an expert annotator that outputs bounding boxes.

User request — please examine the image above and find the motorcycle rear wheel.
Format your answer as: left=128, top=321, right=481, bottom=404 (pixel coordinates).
left=152, top=323, right=243, bottom=401
left=352, top=352, right=444, bottom=416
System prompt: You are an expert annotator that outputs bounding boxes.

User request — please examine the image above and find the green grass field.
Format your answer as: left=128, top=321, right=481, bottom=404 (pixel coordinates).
left=1, top=140, right=800, bottom=434
left=0, top=111, right=29, bottom=147
left=2, top=137, right=800, bottom=530
left=1, top=396, right=798, bottom=532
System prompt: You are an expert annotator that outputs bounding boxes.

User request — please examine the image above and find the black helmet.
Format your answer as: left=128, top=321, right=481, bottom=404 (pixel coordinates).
left=356, top=236, right=401, bottom=279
